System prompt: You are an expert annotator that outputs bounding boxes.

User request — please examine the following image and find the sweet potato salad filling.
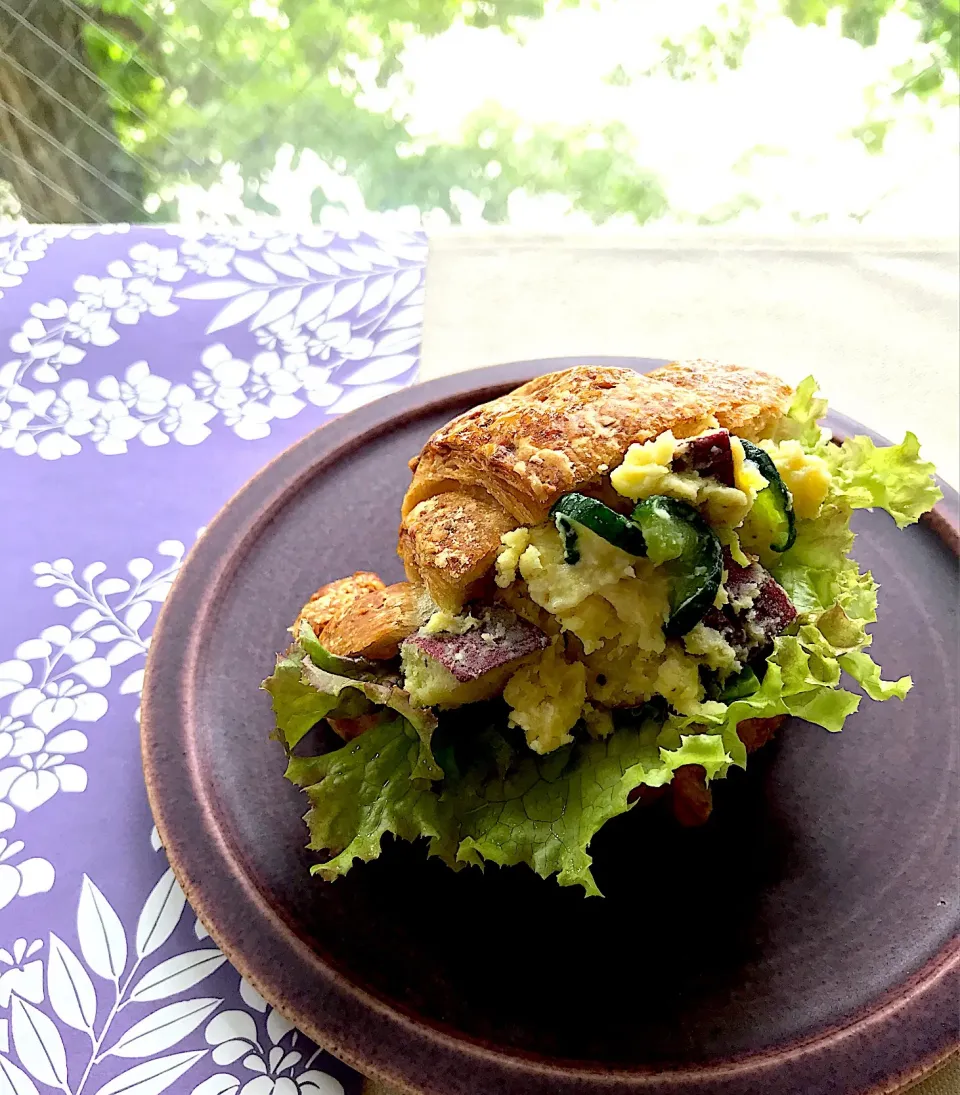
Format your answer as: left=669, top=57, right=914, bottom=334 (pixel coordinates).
left=264, top=366, right=940, bottom=895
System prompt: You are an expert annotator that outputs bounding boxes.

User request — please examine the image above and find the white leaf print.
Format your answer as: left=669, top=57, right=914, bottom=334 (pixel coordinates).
left=293, top=285, right=335, bottom=327
left=251, top=288, right=302, bottom=330
left=293, top=249, right=339, bottom=276
left=15, top=860, right=54, bottom=898
left=82, top=562, right=108, bottom=583
left=327, top=249, right=370, bottom=272
left=97, top=579, right=130, bottom=596
left=90, top=625, right=123, bottom=642
left=91, top=1050, right=206, bottom=1095
left=9, top=997, right=67, bottom=1088
left=129, top=951, right=226, bottom=1003
left=353, top=242, right=399, bottom=266
left=232, top=258, right=277, bottom=285
left=357, top=275, right=393, bottom=315
left=104, top=998, right=220, bottom=1059
left=326, top=280, right=364, bottom=321
left=107, top=641, right=143, bottom=666
left=260, top=253, right=310, bottom=279
left=119, top=669, right=144, bottom=695
left=297, top=1074, right=344, bottom=1095
left=127, top=558, right=154, bottom=581
left=177, top=281, right=252, bottom=301
left=266, top=1009, right=294, bottom=1046
left=382, top=304, right=423, bottom=330
left=65, top=637, right=96, bottom=662
left=206, top=291, right=270, bottom=334
left=135, top=868, right=186, bottom=958
left=78, top=875, right=127, bottom=981
left=30, top=697, right=72, bottom=733
left=209, top=1042, right=247, bottom=1067
left=9, top=771, right=61, bottom=812
left=238, top=979, right=267, bottom=1013
left=73, top=659, right=111, bottom=688
left=372, top=329, right=420, bottom=357
left=388, top=267, right=421, bottom=305
left=74, top=692, right=109, bottom=721
left=12, top=641, right=50, bottom=662
left=0, top=1055, right=40, bottom=1095
left=141, top=583, right=172, bottom=603
left=343, top=355, right=417, bottom=387
left=125, top=603, right=152, bottom=632
left=45, top=729, right=87, bottom=753
left=47, top=933, right=97, bottom=1032
left=59, top=345, right=86, bottom=365
left=71, top=608, right=103, bottom=633
left=90, top=327, right=119, bottom=347
left=205, top=1010, right=257, bottom=1046
left=189, top=1075, right=239, bottom=1095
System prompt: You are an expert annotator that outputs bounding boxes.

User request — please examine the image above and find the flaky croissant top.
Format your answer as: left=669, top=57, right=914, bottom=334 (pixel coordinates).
left=397, top=360, right=792, bottom=612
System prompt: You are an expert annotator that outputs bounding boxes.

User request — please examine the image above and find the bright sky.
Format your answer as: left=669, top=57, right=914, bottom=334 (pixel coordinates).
left=178, top=0, right=960, bottom=233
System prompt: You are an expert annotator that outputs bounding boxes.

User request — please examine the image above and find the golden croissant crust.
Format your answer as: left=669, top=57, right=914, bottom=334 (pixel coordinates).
left=398, top=360, right=792, bottom=611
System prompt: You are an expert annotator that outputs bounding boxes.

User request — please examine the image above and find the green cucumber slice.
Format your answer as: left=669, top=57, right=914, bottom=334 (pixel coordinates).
left=739, top=440, right=797, bottom=553
left=632, top=495, right=723, bottom=637
left=719, top=665, right=761, bottom=702
left=297, top=620, right=392, bottom=680
left=550, top=493, right=647, bottom=564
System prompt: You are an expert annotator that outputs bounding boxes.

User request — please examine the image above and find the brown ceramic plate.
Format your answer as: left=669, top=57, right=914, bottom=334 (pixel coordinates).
left=142, top=359, right=959, bottom=1095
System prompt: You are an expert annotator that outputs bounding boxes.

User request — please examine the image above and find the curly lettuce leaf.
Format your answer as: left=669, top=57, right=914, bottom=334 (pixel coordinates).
left=449, top=722, right=730, bottom=896
left=286, top=718, right=455, bottom=881
left=775, top=374, right=829, bottom=448
left=262, top=647, right=341, bottom=750
left=838, top=651, right=912, bottom=701
left=777, top=374, right=941, bottom=526
left=263, top=643, right=441, bottom=781
left=285, top=710, right=731, bottom=895
left=828, top=432, right=942, bottom=527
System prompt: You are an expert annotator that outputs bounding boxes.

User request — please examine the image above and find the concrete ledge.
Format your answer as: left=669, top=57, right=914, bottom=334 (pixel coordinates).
left=422, top=233, right=958, bottom=487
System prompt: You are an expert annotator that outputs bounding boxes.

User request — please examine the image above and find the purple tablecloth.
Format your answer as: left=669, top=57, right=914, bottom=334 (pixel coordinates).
left=0, top=222, right=427, bottom=1095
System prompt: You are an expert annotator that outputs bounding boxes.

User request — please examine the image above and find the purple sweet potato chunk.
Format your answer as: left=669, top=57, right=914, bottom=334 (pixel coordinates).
left=703, top=547, right=797, bottom=658
left=750, top=573, right=798, bottom=640
left=404, top=608, right=548, bottom=683
left=700, top=606, right=749, bottom=653
left=673, top=429, right=735, bottom=487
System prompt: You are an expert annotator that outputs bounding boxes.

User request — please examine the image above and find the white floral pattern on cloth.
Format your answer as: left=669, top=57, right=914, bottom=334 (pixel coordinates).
left=0, top=828, right=344, bottom=1095
left=0, top=541, right=187, bottom=909
left=0, top=222, right=421, bottom=1095
left=0, top=227, right=58, bottom=300
left=0, top=227, right=425, bottom=457
left=0, top=540, right=357, bottom=1095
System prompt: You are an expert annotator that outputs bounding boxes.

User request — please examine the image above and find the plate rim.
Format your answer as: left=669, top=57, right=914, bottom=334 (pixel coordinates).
left=141, top=357, right=960, bottom=1095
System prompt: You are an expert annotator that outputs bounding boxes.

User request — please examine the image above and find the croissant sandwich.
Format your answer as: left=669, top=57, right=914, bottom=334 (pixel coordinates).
left=264, top=361, right=941, bottom=895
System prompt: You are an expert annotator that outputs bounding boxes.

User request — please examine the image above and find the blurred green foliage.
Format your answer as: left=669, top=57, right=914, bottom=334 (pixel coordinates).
left=653, top=0, right=958, bottom=152
left=49, top=0, right=960, bottom=221
left=80, top=0, right=660, bottom=223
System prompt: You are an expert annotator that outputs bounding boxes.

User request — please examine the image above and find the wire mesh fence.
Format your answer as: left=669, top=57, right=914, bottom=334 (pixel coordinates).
left=0, top=0, right=240, bottom=223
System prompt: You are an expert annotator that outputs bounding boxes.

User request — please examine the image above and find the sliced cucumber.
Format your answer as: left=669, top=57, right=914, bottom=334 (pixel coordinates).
left=632, top=495, right=723, bottom=637
left=739, top=440, right=797, bottom=553
left=550, top=492, right=647, bottom=564
left=719, top=665, right=760, bottom=702
left=554, top=512, right=582, bottom=565
left=297, top=620, right=390, bottom=680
